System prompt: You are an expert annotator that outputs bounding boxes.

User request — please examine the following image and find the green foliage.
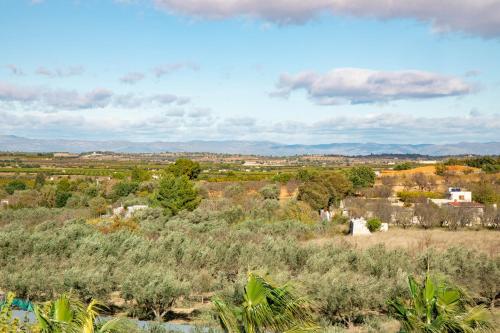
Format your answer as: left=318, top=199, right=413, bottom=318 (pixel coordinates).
left=153, top=174, right=200, bottom=216
left=259, top=184, right=280, bottom=200
left=34, top=293, right=137, bottom=332
left=35, top=173, right=46, bottom=188
left=131, top=167, right=150, bottom=182
left=393, top=162, right=414, bottom=171
left=435, top=163, right=448, bottom=176
left=4, top=180, right=27, bottom=195
left=123, top=266, right=188, bottom=321
left=389, top=275, right=493, bottom=333
left=166, top=159, right=201, bottom=180
left=213, top=273, right=319, bottom=333
left=296, top=168, right=317, bottom=181
left=89, top=196, right=108, bottom=216
left=471, top=181, right=498, bottom=204
left=298, top=173, right=352, bottom=210
left=112, top=181, right=139, bottom=199
left=55, top=190, right=72, bottom=208
left=271, top=172, right=293, bottom=183
left=348, top=166, right=375, bottom=189
left=366, top=218, right=382, bottom=232
left=397, top=191, right=444, bottom=204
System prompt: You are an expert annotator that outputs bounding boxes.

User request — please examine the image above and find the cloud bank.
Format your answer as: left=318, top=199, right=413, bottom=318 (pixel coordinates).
left=152, top=0, right=500, bottom=38
left=0, top=81, right=189, bottom=110
left=1, top=107, right=498, bottom=144
left=274, top=68, right=473, bottom=105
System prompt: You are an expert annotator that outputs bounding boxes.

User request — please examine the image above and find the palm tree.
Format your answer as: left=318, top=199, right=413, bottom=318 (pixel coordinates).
left=389, top=275, right=493, bottom=333
left=213, top=273, right=319, bottom=333
left=34, top=294, right=136, bottom=333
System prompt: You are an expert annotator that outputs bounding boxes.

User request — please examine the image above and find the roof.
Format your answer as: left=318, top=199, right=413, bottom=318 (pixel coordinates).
left=448, top=201, right=484, bottom=208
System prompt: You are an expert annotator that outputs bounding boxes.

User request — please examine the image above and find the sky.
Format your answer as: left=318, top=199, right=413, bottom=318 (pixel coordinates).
left=1, top=0, right=500, bottom=144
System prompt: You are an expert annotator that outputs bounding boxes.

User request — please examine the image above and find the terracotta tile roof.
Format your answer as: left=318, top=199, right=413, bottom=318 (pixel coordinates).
left=447, top=201, right=484, bottom=208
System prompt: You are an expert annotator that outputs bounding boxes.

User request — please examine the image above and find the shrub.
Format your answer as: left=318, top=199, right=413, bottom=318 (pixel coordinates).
left=4, top=180, right=27, bottom=194
left=366, top=218, right=382, bottom=232
left=259, top=184, right=280, bottom=200
left=55, top=191, right=72, bottom=208
left=393, top=162, right=413, bottom=170
left=112, top=181, right=139, bottom=199
left=153, top=174, right=200, bottom=216
left=397, top=190, right=444, bottom=204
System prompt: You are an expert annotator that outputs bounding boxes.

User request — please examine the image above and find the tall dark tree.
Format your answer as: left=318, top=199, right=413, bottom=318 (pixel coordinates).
left=167, top=158, right=201, bottom=180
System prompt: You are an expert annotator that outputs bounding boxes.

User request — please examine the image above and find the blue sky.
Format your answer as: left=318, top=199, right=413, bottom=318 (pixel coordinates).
left=1, top=0, right=500, bottom=144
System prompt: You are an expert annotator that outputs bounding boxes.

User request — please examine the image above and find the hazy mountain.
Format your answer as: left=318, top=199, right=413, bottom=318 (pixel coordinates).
left=0, top=135, right=499, bottom=156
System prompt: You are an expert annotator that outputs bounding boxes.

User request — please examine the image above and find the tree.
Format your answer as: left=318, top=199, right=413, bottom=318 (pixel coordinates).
left=35, top=173, right=46, bottom=189
left=166, top=158, right=201, bottom=180
left=394, top=162, right=413, bottom=171
left=348, top=166, right=375, bottom=189
left=131, top=167, right=150, bottom=182
left=111, top=181, right=139, bottom=199
left=89, top=196, right=108, bottom=217
left=40, top=186, right=57, bottom=208
left=122, top=267, right=188, bottom=321
left=412, top=173, right=430, bottom=191
left=414, top=203, right=441, bottom=229
left=472, top=181, right=498, bottom=204
left=435, top=163, right=448, bottom=176
left=153, top=174, right=200, bottom=216
left=55, top=191, right=72, bottom=208
left=4, top=180, right=27, bottom=195
left=389, top=275, right=493, bottom=333
left=298, top=172, right=352, bottom=210
left=213, top=273, right=319, bottom=333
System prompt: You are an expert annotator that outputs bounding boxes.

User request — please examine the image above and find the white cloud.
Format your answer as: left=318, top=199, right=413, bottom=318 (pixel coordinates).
left=2, top=108, right=498, bottom=144
left=0, top=81, right=112, bottom=110
left=119, top=72, right=146, bottom=84
left=152, top=63, right=199, bottom=78
left=274, top=68, right=473, bottom=105
left=35, top=66, right=85, bottom=78
left=0, top=81, right=189, bottom=111
left=152, top=0, right=500, bottom=38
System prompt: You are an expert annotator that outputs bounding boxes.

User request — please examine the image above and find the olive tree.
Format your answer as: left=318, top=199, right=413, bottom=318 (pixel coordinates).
left=122, top=266, right=188, bottom=321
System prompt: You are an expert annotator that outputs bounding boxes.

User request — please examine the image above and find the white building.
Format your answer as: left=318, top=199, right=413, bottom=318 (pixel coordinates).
left=430, top=187, right=472, bottom=207
left=113, top=205, right=149, bottom=218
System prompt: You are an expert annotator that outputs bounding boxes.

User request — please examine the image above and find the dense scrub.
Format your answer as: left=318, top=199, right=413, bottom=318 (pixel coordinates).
left=0, top=206, right=498, bottom=327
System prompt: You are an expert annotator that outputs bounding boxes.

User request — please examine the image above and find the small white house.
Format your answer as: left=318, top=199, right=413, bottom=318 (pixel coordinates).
left=113, top=205, right=149, bottom=218
left=0, top=199, right=9, bottom=207
left=430, top=187, right=472, bottom=207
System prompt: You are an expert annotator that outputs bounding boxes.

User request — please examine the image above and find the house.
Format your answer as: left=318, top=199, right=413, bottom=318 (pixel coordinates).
left=0, top=199, right=9, bottom=207
left=113, top=205, right=149, bottom=218
left=430, top=187, right=472, bottom=207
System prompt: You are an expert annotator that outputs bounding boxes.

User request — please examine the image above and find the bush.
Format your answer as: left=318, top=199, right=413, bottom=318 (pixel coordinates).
left=259, top=184, right=280, bottom=200
left=112, top=181, right=139, bottom=199
left=153, top=174, right=200, bottom=216
left=366, top=218, right=382, bottom=232
left=5, top=180, right=27, bottom=195
left=397, top=191, right=443, bottom=204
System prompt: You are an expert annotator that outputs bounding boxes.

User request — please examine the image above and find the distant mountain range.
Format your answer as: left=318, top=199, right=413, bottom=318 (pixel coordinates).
left=0, top=135, right=499, bottom=156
